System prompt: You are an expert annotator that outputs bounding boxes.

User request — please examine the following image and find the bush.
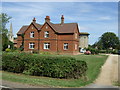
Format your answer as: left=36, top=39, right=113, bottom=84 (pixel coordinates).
left=2, top=52, right=30, bottom=73
left=40, top=51, right=51, bottom=55
left=2, top=52, right=88, bottom=79
left=32, top=50, right=39, bottom=54
left=112, top=50, right=118, bottom=54
left=5, top=48, right=11, bottom=52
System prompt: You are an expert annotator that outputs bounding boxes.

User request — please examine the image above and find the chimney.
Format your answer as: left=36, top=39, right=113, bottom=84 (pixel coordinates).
left=33, top=17, right=36, bottom=23
left=45, top=16, right=50, bottom=22
left=61, top=15, right=64, bottom=24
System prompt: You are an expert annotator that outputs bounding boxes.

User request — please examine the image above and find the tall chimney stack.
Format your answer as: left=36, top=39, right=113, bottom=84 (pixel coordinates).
left=45, top=16, right=50, bottom=22
left=33, top=17, right=36, bottom=23
left=61, top=15, right=64, bottom=24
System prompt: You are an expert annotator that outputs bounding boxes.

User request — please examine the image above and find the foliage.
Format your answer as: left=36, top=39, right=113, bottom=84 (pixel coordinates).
left=2, top=52, right=88, bottom=79
left=5, top=48, right=11, bottom=52
left=40, top=51, right=51, bottom=55
left=92, top=32, right=120, bottom=50
left=99, top=49, right=118, bottom=54
left=20, top=33, right=24, bottom=51
left=1, top=13, right=12, bottom=51
left=2, top=55, right=108, bottom=87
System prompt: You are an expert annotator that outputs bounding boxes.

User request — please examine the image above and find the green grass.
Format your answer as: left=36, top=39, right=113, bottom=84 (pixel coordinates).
left=2, top=54, right=108, bottom=87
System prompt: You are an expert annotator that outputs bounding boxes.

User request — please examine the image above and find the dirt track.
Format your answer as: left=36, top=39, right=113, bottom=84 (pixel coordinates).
left=95, top=54, right=118, bottom=85
left=86, top=54, right=119, bottom=88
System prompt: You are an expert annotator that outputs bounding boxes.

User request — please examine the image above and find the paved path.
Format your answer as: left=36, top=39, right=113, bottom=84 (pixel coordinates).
left=86, top=54, right=119, bottom=88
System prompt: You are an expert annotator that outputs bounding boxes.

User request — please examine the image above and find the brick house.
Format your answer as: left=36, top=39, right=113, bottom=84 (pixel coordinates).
left=17, top=15, right=79, bottom=54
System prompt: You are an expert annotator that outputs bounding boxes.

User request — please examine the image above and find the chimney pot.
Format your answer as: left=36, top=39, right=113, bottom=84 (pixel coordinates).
left=61, top=15, right=64, bottom=24
left=45, top=16, right=50, bottom=22
left=33, top=17, right=36, bottom=23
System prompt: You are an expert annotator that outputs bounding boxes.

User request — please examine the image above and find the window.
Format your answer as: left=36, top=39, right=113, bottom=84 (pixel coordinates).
left=30, top=31, right=34, bottom=38
left=44, top=43, right=50, bottom=49
left=75, top=44, right=77, bottom=50
left=64, top=43, right=68, bottom=50
left=29, top=42, right=35, bottom=49
left=44, top=31, right=49, bottom=38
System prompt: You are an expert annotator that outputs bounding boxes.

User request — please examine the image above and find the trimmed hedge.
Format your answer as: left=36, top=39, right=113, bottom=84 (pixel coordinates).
left=2, top=52, right=88, bottom=79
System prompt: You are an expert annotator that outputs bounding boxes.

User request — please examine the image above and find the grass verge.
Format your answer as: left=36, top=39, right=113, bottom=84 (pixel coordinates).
left=2, top=54, right=108, bottom=87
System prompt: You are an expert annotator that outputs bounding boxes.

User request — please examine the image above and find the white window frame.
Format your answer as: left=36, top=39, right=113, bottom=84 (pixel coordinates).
left=30, top=31, right=34, bottom=38
left=44, top=43, right=50, bottom=49
left=44, top=31, right=49, bottom=38
left=64, top=43, right=68, bottom=50
left=29, top=42, right=35, bottom=49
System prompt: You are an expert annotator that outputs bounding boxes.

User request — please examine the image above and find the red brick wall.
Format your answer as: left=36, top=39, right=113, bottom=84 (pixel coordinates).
left=17, top=35, right=22, bottom=48
left=17, top=22, right=79, bottom=54
left=39, top=23, right=57, bottom=52
left=24, top=24, right=39, bottom=51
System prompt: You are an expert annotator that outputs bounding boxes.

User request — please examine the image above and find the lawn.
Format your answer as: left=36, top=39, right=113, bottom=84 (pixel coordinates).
left=2, top=54, right=108, bottom=87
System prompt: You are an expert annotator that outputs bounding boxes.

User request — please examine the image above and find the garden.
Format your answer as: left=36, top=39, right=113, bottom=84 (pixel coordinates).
left=2, top=52, right=108, bottom=87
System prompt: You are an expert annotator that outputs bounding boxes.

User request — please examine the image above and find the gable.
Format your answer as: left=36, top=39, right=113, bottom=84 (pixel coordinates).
left=40, top=22, right=57, bottom=33
left=17, top=22, right=42, bottom=35
left=24, top=23, right=38, bottom=34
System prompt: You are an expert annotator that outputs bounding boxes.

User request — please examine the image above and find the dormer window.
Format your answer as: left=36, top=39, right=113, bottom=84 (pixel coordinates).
left=30, top=31, right=34, bottom=38
left=44, top=31, right=49, bottom=38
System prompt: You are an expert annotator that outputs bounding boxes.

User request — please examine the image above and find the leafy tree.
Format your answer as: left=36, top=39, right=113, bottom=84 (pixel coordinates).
left=94, top=32, right=120, bottom=50
left=1, top=13, right=12, bottom=51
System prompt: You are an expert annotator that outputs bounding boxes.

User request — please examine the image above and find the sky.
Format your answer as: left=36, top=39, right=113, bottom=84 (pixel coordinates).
left=2, top=2, right=118, bottom=45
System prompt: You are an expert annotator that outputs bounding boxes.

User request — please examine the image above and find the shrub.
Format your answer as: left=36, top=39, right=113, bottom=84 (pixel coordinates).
left=32, top=50, right=39, bottom=54
left=112, top=50, right=118, bottom=54
left=2, top=52, right=88, bottom=79
left=40, top=51, right=51, bottom=55
left=5, top=48, right=11, bottom=52
left=2, top=52, right=30, bottom=73
left=99, top=50, right=106, bottom=53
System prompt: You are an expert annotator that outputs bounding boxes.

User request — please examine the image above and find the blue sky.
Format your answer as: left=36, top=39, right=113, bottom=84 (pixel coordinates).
left=2, top=2, right=118, bottom=45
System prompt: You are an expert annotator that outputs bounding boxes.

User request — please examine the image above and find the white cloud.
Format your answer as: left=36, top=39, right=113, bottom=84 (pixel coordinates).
left=97, top=16, right=112, bottom=20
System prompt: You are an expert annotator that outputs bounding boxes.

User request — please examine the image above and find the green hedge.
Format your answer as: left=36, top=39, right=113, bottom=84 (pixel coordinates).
left=2, top=52, right=88, bottom=79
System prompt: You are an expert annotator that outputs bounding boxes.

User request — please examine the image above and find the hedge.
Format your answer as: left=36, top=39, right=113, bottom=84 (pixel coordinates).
left=2, top=52, right=88, bottom=79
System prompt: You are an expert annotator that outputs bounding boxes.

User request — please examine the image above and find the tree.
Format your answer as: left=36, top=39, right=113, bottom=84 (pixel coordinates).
left=94, top=32, right=120, bottom=50
left=1, top=13, right=12, bottom=51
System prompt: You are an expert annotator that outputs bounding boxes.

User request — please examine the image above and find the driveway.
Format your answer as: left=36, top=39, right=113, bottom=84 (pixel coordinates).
left=85, top=54, right=119, bottom=88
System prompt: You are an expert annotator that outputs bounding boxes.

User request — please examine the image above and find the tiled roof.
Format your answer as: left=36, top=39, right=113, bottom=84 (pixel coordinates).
left=17, top=26, right=28, bottom=35
left=17, top=21, right=79, bottom=35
